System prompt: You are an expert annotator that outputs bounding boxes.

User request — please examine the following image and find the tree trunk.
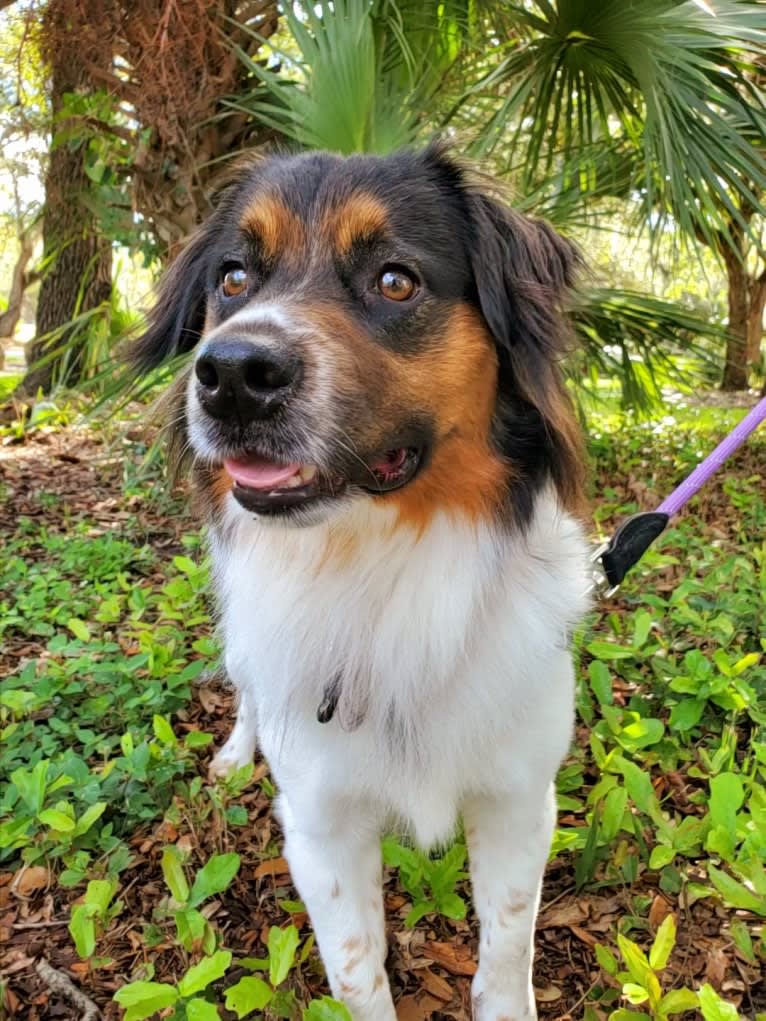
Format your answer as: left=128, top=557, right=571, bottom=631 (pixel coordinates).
left=20, top=0, right=113, bottom=397
left=0, top=227, right=37, bottom=339
left=721, top=246, right=750, bottom=391
left=746, top=275, right=766, bottom=369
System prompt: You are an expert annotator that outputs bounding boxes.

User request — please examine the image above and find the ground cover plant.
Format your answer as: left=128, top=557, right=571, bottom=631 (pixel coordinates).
left=0, top=396, right=764, bottom=1020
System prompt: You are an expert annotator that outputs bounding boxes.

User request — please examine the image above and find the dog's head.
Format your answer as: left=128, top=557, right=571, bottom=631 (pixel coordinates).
left=134, top=145, right=584, bottom=530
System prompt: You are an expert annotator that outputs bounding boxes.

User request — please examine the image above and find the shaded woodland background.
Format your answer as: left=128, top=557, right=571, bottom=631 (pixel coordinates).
left=1, top=4, right=766, bottom=1021
left=1, top=0, right=766, bottom=404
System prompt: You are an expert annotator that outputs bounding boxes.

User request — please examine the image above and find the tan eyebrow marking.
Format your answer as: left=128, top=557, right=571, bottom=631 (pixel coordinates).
left=324, top=193, right=390, bottom=256
left=240, top=193, right=306, bottom=260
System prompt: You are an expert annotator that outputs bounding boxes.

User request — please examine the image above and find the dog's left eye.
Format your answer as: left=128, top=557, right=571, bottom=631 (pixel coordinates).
left=221, top=266, right=248, bottom=298
left=377, top=267, right=418, bottom=302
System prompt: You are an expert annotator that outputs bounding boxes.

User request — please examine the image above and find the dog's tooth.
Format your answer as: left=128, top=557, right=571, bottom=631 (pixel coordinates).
left=300, top=465, right=318, bottom=483
left=280, top=474, right=304, bottom=489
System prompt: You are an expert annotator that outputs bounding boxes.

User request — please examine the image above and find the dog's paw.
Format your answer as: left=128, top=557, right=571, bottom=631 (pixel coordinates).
left=208, top=740, right=254, bottom=781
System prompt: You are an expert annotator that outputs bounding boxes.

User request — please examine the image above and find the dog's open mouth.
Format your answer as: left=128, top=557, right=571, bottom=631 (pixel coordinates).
left=224, top=447, right=421, bottom=514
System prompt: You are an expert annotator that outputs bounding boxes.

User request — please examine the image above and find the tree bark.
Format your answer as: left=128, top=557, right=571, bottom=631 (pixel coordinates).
left=721, top=244, right=750, bottom=391
left=746, top=274, right=766, bottom=369
left=20, top=0, right=113, bottom=397
left=0, top=227, right=37, bottom=339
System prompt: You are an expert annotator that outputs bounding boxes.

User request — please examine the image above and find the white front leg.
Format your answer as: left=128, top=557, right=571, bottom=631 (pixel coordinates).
left=208, top=685, right=257, bottom=780
left=279, top=796, right=396, bottom=1021
left=463, top=784, right=557, bottom=1021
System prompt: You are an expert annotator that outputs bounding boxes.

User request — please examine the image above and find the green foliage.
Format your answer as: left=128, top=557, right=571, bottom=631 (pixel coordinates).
left=230, top=0, right=475, bottom=154
left=0, top=518, right=213, bottom=878
left=594, top=916, right=746, bottom=1021
left=463, top=0, right=766, bottom=250
left=382, top=837, right=468, bottom=926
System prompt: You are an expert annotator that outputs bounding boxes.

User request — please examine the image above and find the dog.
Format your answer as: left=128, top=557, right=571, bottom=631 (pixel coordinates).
left=133, top=144, right=590, bottom=1021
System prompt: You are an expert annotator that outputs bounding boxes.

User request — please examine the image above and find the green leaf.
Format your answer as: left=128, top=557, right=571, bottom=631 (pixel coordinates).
left=586, top=640, right=635, bottom=661
left=698, top=983, right=741, bottom=1021
left=595, top=943, right=619, bottom=976
left=708, top=866, right=766, bottom=916
left=186, top=999, right=222, bottom=1021
left=649, top=914, right=676, bottom=971
left=648, top=845, right=675, bottom=870
left=601, top=786, right=628, bottom=842
left=708, top=773, right=744, bottom=840
left=177, top=950, right=232, bottom=998
left=113, top=981, right=179, bottom=1021
left=437, top=892, right=466, bottom=920
left=68, top=905, right=96, bottom=959
left=729, top=919, right=755, bottom=963
left=189, top=853, right=241, bottom=907
left=668, top=698, right=705, bottom=732
left=268, top=924, right=300, bottom=987
left=72, top=801, right=107, bottom=837
left=152, top=714, right=177, bottom=746
left=659, top=988, right=700, bottom=1015
left=631, top=610, right=652, bottom=649
left=175, top=907, right=207, bottom=951
left=303, top=996, right=354, bottom=1021
left=185, top=730, right=214, bottom=748
left=225, top=976, right=274, bottom=1018
left=12, top=760, right=49, bottom=815
left=67, top=618, right=90, bottom=642
left=617, top=933, right=651, bottom=986
left=588, top=661, right=613, bottom=705
left=623, top=982, right=649, bottom=1005
left=38, top=809, right=76, bottom=832
left=612, top=755, right=663, bottom=826
left=84, top=879, right=116, bottom=917
left=162, top=845, right=190, bottom=904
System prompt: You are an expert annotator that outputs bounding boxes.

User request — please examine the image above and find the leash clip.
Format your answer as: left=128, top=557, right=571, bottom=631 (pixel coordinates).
left=589, top=542, right=620, bottom=599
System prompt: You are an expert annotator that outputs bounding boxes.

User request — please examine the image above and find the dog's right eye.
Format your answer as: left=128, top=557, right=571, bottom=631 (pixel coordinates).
left=221, top=266, right=248, bottom=298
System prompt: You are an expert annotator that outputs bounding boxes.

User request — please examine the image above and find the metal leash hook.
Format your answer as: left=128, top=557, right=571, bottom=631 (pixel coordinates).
left=591, top=395, right=766, bottom=598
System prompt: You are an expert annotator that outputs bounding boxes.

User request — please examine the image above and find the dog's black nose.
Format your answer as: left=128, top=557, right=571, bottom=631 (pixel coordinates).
left=194, top=338, right=301, bottom=421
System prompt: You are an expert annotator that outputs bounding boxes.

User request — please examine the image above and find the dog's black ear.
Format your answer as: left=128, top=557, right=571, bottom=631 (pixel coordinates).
left=468, top=192, right=585, bottom=511
left=131, top=225, right=214, bottom=373
left=468, top=193, right=579, bottom=358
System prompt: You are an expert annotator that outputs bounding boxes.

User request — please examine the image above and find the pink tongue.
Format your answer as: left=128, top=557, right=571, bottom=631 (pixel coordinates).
left=224, top=456, right=301, bottom=490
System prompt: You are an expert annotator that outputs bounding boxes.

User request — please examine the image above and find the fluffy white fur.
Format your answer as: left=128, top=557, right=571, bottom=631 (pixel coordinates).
left=208, top=490, right=590, bottom=1021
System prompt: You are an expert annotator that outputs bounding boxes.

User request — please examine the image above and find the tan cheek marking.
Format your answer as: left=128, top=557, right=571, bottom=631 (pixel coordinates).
left=324, top=193, right=389, bottom=256
left=374, top=974, right=385, bottom=990
left=240, top=193, right=305, bottom=262
left=385, top=304, right=508, bottom=531
left=197, top=466, right=233, bottom=517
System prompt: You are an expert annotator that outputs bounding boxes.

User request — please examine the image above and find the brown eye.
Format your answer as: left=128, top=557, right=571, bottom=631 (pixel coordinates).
left=222, top=267, right=248, bottom=297
left=377, top=267, right=417, bottom=302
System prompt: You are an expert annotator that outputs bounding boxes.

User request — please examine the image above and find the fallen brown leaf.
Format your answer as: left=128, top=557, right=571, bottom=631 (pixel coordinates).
left=254, top=857, right=290, bottom=879
left=396, top=991, right=443, bottom=1021
left=421, top=941, right=477, bottom=977
left=418, top=969, right=454, bottom=1002
left=13, top=867, right=50, bottom=898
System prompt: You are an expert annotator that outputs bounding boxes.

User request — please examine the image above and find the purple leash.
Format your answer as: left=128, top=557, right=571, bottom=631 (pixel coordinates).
left=596, top=395, right=766, bottom=591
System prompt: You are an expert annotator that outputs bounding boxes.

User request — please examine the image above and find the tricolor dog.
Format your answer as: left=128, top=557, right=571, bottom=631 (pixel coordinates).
left=134, top=145, right=590, bottom=1021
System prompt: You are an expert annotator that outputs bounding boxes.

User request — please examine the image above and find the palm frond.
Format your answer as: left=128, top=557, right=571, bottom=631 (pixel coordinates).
left=571, top=287, right=726, bottom=410
left=459, top=0, right=766, bottom=251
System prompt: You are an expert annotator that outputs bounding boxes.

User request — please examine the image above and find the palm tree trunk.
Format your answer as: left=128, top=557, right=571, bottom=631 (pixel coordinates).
left=20, top=0, right=112, bottom=397
left=721, top=246, right=750, bottom=391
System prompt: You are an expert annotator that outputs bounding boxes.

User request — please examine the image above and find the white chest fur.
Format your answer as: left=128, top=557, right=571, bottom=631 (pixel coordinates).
left=212, top=493, right=589, bottom=848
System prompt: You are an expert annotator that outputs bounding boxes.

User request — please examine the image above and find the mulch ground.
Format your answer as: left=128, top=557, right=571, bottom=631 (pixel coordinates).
left=1, top=420, right=764, bottom=1020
